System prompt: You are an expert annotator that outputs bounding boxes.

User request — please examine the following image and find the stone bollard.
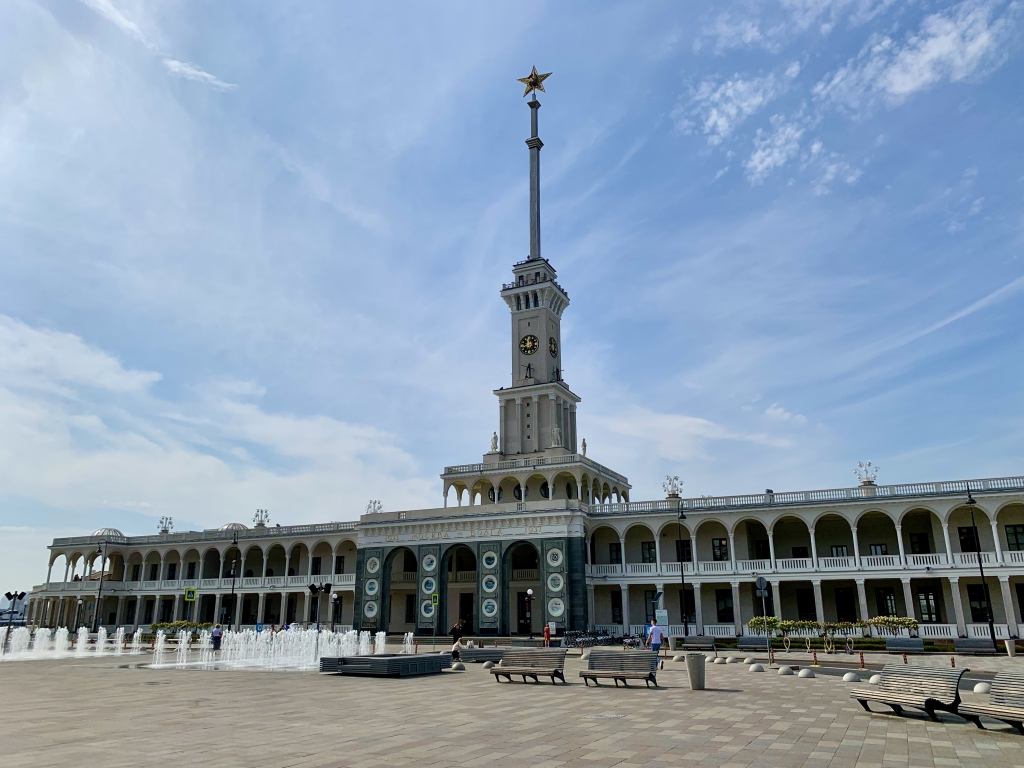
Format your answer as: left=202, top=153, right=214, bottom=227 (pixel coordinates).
left=686, top=653, right=706, bottom=690
left=1006, top=640, right=1017, bottom=658
left=974, top=682, right=991, bottom=694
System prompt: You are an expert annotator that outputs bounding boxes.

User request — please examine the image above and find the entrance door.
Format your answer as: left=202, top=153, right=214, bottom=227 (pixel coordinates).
left=834, top=587, right=857, bottom=622
left=459, top=592, right=474, bottom=629
left=517, top=591, right=532, bottom=635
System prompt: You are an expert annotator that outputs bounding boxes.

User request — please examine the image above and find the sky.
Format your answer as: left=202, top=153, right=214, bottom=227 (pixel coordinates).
left=1, top=0, right=1023, bottom=590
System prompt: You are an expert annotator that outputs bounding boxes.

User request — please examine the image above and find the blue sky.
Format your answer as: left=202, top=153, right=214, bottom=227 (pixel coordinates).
left=1, top=0, right=1023, bottom=590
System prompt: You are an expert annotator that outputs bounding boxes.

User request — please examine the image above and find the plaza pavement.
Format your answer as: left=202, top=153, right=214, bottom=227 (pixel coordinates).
left=2, top=648, right=1023, bottom=768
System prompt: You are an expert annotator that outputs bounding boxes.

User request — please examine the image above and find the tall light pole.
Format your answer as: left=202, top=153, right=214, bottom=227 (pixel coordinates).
left=74, top=598, right=83, bottom=632
left=3, top=591, right=26, bottom=653
left=92, top=541, right=107, bottom=633
left=227, top=532, right=239, bottom=631
left=676, top=508, right=689, bottom=636
left=966, top=488, right=998, bottom=652
left=330, top=592, right=338, bottom=632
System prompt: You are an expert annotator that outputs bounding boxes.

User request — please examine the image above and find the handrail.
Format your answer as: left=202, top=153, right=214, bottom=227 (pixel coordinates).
left=443, top=453, right=629, bottom=485
left=50, top=520, right=358, bottom=548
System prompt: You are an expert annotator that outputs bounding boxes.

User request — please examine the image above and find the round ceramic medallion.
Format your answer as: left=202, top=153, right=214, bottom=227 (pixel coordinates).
left=481, top=598, right=498, bottom=618
left=481, top=574, right=498, bottom=593
left=421, top=600, right=435, bottom=618
left=547, top=598, right=565, bottom=618
left=421, top=576, right=436, bottom=594
left=363, top=600, right=378, bottom=618
left=364, top=578, right=379, bottom=596
left=365, top=556, right=380, bottom=575
left=481, top=551, right=498, bottom=570
left=547, top=572, right=564, bottom=592
left=546, top=548, right=563, bottom=568
left=422, top=553, right=437, bottom=572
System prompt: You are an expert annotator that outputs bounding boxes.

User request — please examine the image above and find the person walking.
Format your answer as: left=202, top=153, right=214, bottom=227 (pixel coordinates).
left=212, top=623, right=223, bottom=652
left=646, top=618, right=664, bottom=655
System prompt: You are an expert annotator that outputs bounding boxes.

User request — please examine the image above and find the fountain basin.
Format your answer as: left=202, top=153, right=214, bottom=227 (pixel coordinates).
left=320, top=652, right=452, bottom=677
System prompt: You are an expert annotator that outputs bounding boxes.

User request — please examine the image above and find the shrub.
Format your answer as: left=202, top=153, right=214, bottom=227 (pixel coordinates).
left=747, top=615, right=781, bottom=634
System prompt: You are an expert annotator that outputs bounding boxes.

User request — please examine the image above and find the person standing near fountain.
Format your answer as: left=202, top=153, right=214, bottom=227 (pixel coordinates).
left=212, top=624, right=223, bottom=652
left=449, top=619, right=466, bottom=661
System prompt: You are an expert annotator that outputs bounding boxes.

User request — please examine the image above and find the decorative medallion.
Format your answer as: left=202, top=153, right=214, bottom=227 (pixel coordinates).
left=422, top=553, right=437, bottom=572
left=421, top=600, right=435, bottom=618
left=364, top=578, right=379, bottom=597
left=481, top=598, right=498, bottom=618
left=481, top=551, right=498, bottom=570
left=365, top=556, right=380, bottom=575
left=363, top=600, right=378, bottom=618
left=547, top=572, right=564, bottom=592
left=546, top=548, right=563, bottom=568
left=547, top=597, right=565, bottom=618
left=421, top=576, right=436, bottom=594
left=482, top=574, right=498, bottom=593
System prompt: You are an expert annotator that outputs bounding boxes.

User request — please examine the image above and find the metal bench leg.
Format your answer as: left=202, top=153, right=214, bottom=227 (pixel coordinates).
left=1012, top=721, right=1024, bottom=735
left=856, top=699, right=871, bottom=712
left=888, top=704, right=904, bottom=715
left=964, top=714, right=984, bottom=729
left=925, top=706, right=939, bottom=722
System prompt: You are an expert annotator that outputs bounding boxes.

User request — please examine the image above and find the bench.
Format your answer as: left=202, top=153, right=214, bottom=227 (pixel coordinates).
left=738, top=638, right=772, bottom=652
left=850, top=664, right=967, bottom=721
left=885, top=637, right=925, bottom=654
left=492, top=648, right=568, bottom=684
left=670, top=636, right=715, bottom=652
left=459, top=647, right=506, bottom=663
left=959, top=672, right=1024, bottom=733
left=580, top=649, right=659, bottom=688
left=954, top=638, right=1000, bottom=655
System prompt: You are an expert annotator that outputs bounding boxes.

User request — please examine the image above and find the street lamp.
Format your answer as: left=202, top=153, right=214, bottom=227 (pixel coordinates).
left=966, top=488, right=998, bottom=652
left=74, top=598, right=83, bottom=633
left=676, top=507, right=689, bottom=637
left=92, top=541, right=107, bottom=633
left=526, top=588, right=534, bottom=639
left=330, top=592, right=338, bottom=632
left=3, top=591, right=27, bottom=653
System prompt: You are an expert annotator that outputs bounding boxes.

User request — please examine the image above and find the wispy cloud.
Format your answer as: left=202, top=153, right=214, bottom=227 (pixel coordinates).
left=765, top=403, right=807, bottom=424
left=163, top=59, right=237, bottom=91
left=745, top=115, right=806, bottom=182
left=80, top=0, right=152, bottom=47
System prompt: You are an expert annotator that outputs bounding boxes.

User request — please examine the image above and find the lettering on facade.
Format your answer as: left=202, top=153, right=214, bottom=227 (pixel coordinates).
left=525, top=526, right=541, bottom=534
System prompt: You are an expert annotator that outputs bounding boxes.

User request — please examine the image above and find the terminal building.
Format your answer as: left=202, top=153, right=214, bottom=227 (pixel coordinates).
left=26, top=78, right=1024, bottom=642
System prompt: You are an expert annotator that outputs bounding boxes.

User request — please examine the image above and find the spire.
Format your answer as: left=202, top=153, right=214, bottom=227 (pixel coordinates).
left=518, top=67, right=551, bottom=261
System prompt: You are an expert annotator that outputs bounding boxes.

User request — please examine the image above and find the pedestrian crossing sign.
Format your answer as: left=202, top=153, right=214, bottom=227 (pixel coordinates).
left=184, top=588, right=197, bottom=602
left=431, top=593, right=439, bottom=606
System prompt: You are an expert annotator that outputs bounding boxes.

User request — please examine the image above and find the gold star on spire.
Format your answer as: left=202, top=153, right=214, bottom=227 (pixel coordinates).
left=517, top=66, right=552, bottom=97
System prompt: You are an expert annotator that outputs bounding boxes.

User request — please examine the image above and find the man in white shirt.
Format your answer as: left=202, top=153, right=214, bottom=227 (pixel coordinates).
left=646, top=619, right=664, bottom=654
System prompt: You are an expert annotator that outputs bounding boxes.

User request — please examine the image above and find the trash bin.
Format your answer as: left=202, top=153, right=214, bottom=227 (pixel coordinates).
left=685, top=652, right=706, bottom=690
left=1007, top=639, right=1017, bottom=658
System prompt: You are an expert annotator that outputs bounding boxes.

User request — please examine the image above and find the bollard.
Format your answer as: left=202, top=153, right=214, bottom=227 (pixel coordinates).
left=811, top=650, right=819, bottom=668
left=415, top=641, right=419, bottom=654
left=859, top=651, right=866, bottom=670
left=769, top=646, right=775, bottom=666
left=902, top=653, right=908, bottom=664
left=951, top=656, right=955, bottom=668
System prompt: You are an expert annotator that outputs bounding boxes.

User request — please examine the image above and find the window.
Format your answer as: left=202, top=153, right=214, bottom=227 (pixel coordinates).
left=909, top=532, right=930, bottom=554
left=966, top=584, right=991, bottom=623
left=641, top=542, right=657, bottom=564
left=644, top=589, right=657, bottom=622
left=311, top=557, right=321, bottom=576
left=131, top=564, right=141, bottom=582
left=712, top=538, right=729, bottom=562
left=715, top=589, right=734, bottom=623
left=830, top=545, right=848, bottom=557
left=611, top=590, right=623, bottom=624
left=875, top=587, right=897, bottom=616
left=524, top=293, right=530, bottom=309
left=675, top=539, right=692, bottom=563
left=679, top=590, right=696, bottom=623
left=791, top=546, right=809, bottom=559
left=404, top=550, right=417, bottom=572
left=796, top=589, right=816, bottom=621
left=148, top=563, right=158, bottom=581
left=608, top=543, right=622, bottom=565
left=186, top=561, right=196, bottom=580
left=167, top=563, right=177, bottom=580
left=917, top=589, right=941, bottom=623
left=515, top=295, right=521, bottom=310
left=869, top=543, right=888, bottom=556
left=753, top=540, right=770, bottom=560
left=334, top=556, right=345, bottom=575
left=1005, top=524, right=1024, bottom=551
left=834, top=587, right=857, bottom=622
left=405, top=594, right=416, bottom=623
left=958, top=526, right=980, bottom=553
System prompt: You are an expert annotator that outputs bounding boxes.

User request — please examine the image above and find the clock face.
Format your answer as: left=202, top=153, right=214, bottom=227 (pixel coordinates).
left=520, top=334, right=539, bottom=355
left=549, top=337, right=558, bottom=357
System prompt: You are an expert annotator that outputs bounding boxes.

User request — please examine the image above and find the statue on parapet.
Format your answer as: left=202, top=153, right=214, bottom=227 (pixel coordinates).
left=490, top=431, right=498, bottom=452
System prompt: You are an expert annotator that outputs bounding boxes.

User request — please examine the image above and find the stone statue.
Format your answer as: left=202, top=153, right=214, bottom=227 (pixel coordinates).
left=550, top=425, right=562, bottom=447
left=490, top=431, right=498, bottom=452
left=581, top=438, right=587, bottom=457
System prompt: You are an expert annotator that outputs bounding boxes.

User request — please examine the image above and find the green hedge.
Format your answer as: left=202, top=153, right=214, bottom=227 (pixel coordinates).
left=149, top=621, right=213, bottom=632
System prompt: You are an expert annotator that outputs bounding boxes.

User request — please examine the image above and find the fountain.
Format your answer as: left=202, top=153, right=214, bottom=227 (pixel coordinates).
left=0, top=626, right=7, bottom=653
left=32, top=628, right=53, bottom=657
left=402, top=632, right=415, bottom=654
left=96, top=627, right=108, bottom=656
left=113, top=627, right=125, bottom=655
left=373, top=632, right=386, bottom=655
left=197, top=629, right=214, bottom=664
left=129, top=629, right=143, bottom=655
left=358, top=631, right=371, bottom=656
left=75, top=627, right=89, bottom=656
left=54, top=627, right=70, bottom=655
left=151, top=630, right=167, bottom=666
left=175, top=630, right=190, bottom=665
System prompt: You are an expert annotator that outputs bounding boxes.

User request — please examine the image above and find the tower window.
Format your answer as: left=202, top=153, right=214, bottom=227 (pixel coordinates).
left=515, top=295, right=521, bottom=310
left=533, top=291, right=539, bottom=307
left=525, top=294, right=530, bottom=308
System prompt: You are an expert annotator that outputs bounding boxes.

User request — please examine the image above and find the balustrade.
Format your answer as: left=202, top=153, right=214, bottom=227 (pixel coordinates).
left=451, top=571, right=477, bottom=583
left=908, top=553, right=947, bottom=566
left=953, top=552, right=997, bottom=565
left=589, top=564, right=622, bottom=575
left=862, top=555, right=899, bottom=568
left=967, top=623, right=1009, bottom=639
left=661, top=562, right=693, bottom=575
left=736, top=559, right=770, bottom=573
left=624, top=563, right=656, bottom=575
left=703, top=624, right=737, bottom=638
left=776, top=558, right=811, bottom=571
left=917, top=623, right=957, bottom=639
left=1006, top=551, right=1024, bottom=564
left=511, top=569, right=539, bottom=582
left=819, top=556, right=853, bottom=570
left=699, top=561, right=732, bottom=574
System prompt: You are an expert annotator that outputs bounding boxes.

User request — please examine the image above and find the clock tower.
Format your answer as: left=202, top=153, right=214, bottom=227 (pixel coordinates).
left=492, top=73, right=580, bottom=457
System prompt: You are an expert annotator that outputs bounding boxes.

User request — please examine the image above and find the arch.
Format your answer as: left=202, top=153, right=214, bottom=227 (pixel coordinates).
left=995, top=501, right=1024, bottom=553
left=812, top=513, right=855, bottom=563
left=201, top=548, right=222, bottom=579
left=946, top=504, right=997, bottom=552
left=496, top=475, right=520, bottom=503
left=855, top=511, right=900, bottom=561
left=522, top=472, right=547, bottom=501
left=441, top=544, right=478, bottom=633
left=242, top=545, right=264, bottom=578
left=180, top=548, right=201, bottom=581
left=287, top=542, right=309, bottom=577
left=730, top=517, right=771, bottom=563
left=770, top=515, right=813, bottom=563
left=623, top=522, right=657, bottom=565
left=550, top=470, right=579, bottom=501
left=220, top=543, right=243, bottom=578
left=693, top=518, right=730, bottom=563
left=263, top=544, right=287, bottom=578
left=503, top=541, right=541, bottom=636
left=589, top=525, right=622, bottom=566
left=142, top=550, right=162, bottom=581
left=333, top=539, right=357, bottom=575
left=382, top=546, right=418, bottom=634
left=310, top=540, right=333, bottom=576
left=897, top=506, right=946, bottom=560
left=161, top=548, right=182, bottom=580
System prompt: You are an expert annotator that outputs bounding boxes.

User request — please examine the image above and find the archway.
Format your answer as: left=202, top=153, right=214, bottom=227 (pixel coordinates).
left=382, top=547, right=417, bottom=634
left=772, top=516, right=813, bottom=567
left=623, top=523, right=657, bottom=573
left=813, top=513, right=855, bottom=567
left=442, top=545, right=478, bottom=633
left=504, top=542, right=541, bottom=635
left=589, top=525, right=621, bottom=571
left=855, top=511, right=900, bottom=565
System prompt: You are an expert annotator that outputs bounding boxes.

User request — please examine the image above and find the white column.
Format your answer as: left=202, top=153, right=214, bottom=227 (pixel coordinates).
left=900, top=578, right=915, bottom=620
left=728, top=533, right=736, bottom=573
left=514, top=398, right=522, bottom=454
left=731, top=582, right=742, bottom=635
left=576, top=479, right=583, bottom=505
left=618, top=536, right=627, bottom=574
left=812, top=580, right=825, bottom=623
left=767, top=529, right=776, bottom=571
left=998, top=577, right=1017, bottom=637
left=941, top=523, right=953, bottom=564
left=948, top=578, right=966, bottom=636
left=856, top=579, right=869, bottom=621
left=852, top=527, right=861, bottom=568
left=809, top=528, right=819, bottom=569
left=990, top=520, right=1004, bottom=563
left=620, top=584, right=630, bottom=634
left=693, top=583, right=703, bottom=635
left=569, top=404, right=577, bottom=452
left=654, top=536, right=662, bottom=574
left=63, top=558, right=71, bottom=583
left=499, top=400, right=506, bottom=454
left=258, top=593, right=267, bottom=624
left=159, top=554, right=167, bottom=581
left=655, top=582, right=665, bottom=611
left=45, top=560, right=54, bottom=584
left=214, top=594, right=223, bottom=626
left=895, top=525, right=907, bottom=566
left=443, top=484, right=448, bottom=508
left=770, top=580, right=782, bottom=618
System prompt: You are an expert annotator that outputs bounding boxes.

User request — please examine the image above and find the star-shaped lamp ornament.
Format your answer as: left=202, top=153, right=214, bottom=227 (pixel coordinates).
left=517, top=66, right=552, bottom=97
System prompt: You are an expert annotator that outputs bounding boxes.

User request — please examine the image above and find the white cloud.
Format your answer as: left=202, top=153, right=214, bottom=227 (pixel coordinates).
left=79, top=0, right=151, bottom=47
left=765, top=403, right=808, bottom=424
left=163, top=59, right=238, bottom=91
left=814, top=0, right=1020, bottom=113
left=676, top=64, right=801, bottom=145
left=745, top=115, right=805, bottom=183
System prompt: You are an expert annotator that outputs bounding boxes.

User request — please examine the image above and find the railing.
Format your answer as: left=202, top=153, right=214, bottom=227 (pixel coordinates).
left=391, top=572, right=417, bottom=583
left=142, top=580, right=159, bottom=590
left=777, top=558, right=811, bottom=571
left=967, top=623, right=1009, bottom=639
left=201, top=579, right=219, bottom=588
left=736, top=559, right=770, bottom=573
left=443, top=454, right=628, bottom=485
left=161, top=579, right=180, bottom=589
left=703, top=624, right=737, bottom=638
left=264, top=576, right=284, bottom=586
left=182, top=579, right=198, bottom=588
left=819, top=556, right=854, bottom=570
left=863, top=555, right=899, bottom=568
left=629, top=624, right=647, bottom=636
left=334, top=574, right=356, bottom=587
left=1006, top=550, right=1024, bottom=564
left=661, top=562, right=693, bottom=575
left=917, top=623, right=957, bottom=639
left=908, top=553, right=947, bottom=566
left=451, top=571, right=477, bottom=583
left=242, top=577, right=261, bottom=588
left=954, top=552, right=997, bottom=565
left=624, top=563, right=656, bottom=575
left=591, top=624, right=623, bottom=634
left=588, top=564, right=622, bottom=575
left=52, top=520, right=358, bottom=548
left=511, top=569, right=539, bottom=581
left=868, top=626, right=910, bottom=637
left=699, top=561, right=732, bottom=574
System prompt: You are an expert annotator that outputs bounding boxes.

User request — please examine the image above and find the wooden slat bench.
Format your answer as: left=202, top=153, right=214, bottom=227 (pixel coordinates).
left=492, top=648, right=568, bottom=684
left=954, top=638, right=1000, bottom=655
left=959, top=672, right=1024, bottom=733
left=737, top=638, right=771, bottom=652
left=850, top=664, right=967, bottom=721
left=580, top=649, right=658, bottom=688
left=885, top=637, right=925, bottom=654
left=670, top=636, right=715, bottom=652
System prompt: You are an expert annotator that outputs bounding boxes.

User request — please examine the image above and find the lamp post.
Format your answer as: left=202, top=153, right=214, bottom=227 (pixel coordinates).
left=3, top=591, right=26, bottom=653
left=676, top=507, right=689, bottom=637
left=526, top=588, right=534, bottom=639
left=92, top=541, right=107, bottom=633
left=330, top=592, right=338, bottom=632
left=227, top=532, right=239, bottom=631
left=966, top=488, right=998, bottom=652
left=74, top=598, right=83, bottom=633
